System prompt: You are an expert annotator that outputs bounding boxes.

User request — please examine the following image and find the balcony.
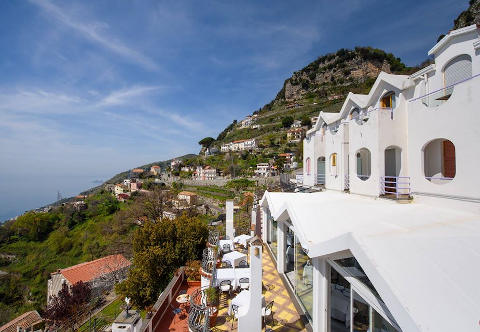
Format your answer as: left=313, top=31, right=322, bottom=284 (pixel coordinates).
left=409, top=73, right=480, bottom=108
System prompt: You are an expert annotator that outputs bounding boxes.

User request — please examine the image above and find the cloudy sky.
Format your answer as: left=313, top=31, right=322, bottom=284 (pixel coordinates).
left=0, top=0, right=468, bottom=220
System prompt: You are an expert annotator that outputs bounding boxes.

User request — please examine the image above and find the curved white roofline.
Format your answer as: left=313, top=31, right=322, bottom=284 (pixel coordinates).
left=428, top=24, right=479, bottom=55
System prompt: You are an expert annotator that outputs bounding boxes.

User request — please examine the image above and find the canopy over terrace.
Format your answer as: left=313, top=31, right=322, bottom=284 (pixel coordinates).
left=260, top=190, right=480, bottom=332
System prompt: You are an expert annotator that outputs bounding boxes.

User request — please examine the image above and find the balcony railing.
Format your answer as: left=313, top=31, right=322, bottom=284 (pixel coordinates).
left=344, top=174, right=349, bottom=191
left=409, top=73, right=480, bottom=107
left=380, top=176, right=411, bottom=200
left=188, top=287, right=211, bottom=332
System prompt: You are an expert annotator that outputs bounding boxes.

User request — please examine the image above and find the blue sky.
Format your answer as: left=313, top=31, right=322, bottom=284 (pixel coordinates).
left=0, top=0, right=468, bottom=220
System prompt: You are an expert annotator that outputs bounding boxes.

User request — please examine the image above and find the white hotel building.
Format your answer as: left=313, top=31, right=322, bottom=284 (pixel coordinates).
left=260, top=25, right=480, bottom=332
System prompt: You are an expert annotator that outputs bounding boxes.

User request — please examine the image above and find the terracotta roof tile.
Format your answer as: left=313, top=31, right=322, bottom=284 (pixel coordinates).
left=0, top=311, right=43, bottom=332
left=57, top=254, right=131, bottom=285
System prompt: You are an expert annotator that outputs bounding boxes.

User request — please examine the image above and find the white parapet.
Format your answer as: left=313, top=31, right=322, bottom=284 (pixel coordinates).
left=226, top=200, right=234, bottom=240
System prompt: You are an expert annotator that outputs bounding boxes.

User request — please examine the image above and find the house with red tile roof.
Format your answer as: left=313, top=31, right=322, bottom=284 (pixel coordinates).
left=0, top=310, right=43, bottom=332
left=47, top=254, right=131, bottom=302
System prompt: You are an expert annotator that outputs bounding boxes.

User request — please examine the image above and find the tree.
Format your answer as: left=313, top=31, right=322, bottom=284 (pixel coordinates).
left=116, top=216, right=208, bottom=309
left=11, top=212, right=59, bottom=241
left=301, top=116, right=312, bottom=128
left=198, top=137, right=215, bottom=148
left=281, top=116, right=294, bottom=128
left=44, top=281, right=91, bottom=329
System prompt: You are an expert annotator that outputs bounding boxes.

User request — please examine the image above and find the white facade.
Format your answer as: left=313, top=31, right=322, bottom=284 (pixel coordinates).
left=255, top=163, right=272, bottom=177
left=194, top=166, right=217, bottom=180
left=262, top=25, right=480, bottom=332
left=221, top=138, right=257, bottom=152
left=302, top=25, right=480, bottom=208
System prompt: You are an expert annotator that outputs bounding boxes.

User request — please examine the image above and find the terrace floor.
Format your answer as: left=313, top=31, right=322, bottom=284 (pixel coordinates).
left=158, top=245, right=306, bottom=332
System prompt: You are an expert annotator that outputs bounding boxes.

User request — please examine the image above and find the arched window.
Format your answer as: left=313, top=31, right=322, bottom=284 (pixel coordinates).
left=443, top=54, right=472, bottom=96
left=356, top=148, right=371, bottom=181
left=349, top=108, right=360, bottom=120
left=423, top=138, right=455, bottom=184
left=380, top=92, right=395, bottom=109
left=306, top=157, right=311, bottom=175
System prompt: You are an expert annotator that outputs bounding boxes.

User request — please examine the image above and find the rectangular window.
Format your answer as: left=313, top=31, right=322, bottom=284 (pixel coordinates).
left=380, top=95, right=392, bottom=108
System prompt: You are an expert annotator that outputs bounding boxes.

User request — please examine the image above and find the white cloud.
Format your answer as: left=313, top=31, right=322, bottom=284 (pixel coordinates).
left=97, top=85, right=164, bottom=107
left=29, top=0, right=160, bottom=71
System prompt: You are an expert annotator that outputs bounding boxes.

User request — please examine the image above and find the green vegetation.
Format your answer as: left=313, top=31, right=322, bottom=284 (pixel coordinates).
left=0, top=191, right=135, bottom=324
left=115, top=215, right=208, bottom=309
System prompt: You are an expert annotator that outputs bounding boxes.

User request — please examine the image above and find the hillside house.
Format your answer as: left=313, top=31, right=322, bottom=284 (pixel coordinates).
left=287, top=127, right=306, bottom=143
left=170, top=159, right=181, bottom=169
left=221, top=138, right=257, bottom=152
left=194, top=166, right=217, bottom=180
left=131, top=168, right=144, bottom=175
left=259, top=25, right=480, bottom=332
left=177, top=191, right=198, bottom=205
left=130, top=180, right=141, bottom=192
left=162, top=210, right=178, bottom=220
left=116, top=193, right=130, bottom=202
left=278, top=152, right=296, bottom=169
left=255, top=163, right=273, bottom=177
left=114, top=184, right=127, bottom=195
left=150, top=165, right=161, bottom=175
left=48, top=254, right=131, bottom=302
left=291, top=119, right=302, bottom=128
left=0, top=311, right=43, bottom=332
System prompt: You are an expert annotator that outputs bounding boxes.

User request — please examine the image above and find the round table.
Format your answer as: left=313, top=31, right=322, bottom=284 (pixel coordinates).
left=176, top=294, right=190, bottom=304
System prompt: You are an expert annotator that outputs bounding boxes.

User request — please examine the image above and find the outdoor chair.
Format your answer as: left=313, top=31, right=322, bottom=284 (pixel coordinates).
left=239, top=277, right=250, bottom=290
left=238, top=260, right=248, bottom=268
left=171, top=304, right=182, bottom=323
left=222, top=260, right=233, bottom=268
left=262, top=301, right=274, bottom=326
left=222, top=244, right=232, bottom=253
left=220, top=280, right=232, bottom=296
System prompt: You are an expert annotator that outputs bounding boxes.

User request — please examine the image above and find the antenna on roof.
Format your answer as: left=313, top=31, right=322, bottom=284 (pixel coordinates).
left=125, top=297, right=131, bottom=315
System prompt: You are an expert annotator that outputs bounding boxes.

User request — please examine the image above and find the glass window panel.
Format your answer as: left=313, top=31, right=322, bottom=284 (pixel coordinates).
left=330, top=266, right=350, bottom=332
left=353, top=291, right=370, bottom=332
left=270, top=219, right=277, bottom=258
left=334, top=257, right=381, bottom=299
left=373, top=310, right=398, bottom=332
left=285, top=227, right=295, bottom=286
left=295, top=234, right=313, bottom=319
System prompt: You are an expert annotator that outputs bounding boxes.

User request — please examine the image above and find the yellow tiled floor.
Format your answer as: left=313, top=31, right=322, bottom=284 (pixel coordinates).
left=211, top=246, right=307, bottom=332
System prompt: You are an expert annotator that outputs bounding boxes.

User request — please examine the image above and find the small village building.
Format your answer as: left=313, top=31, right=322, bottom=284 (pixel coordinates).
left=48, top=254, right=131, bottom=302
left=114, top=184, right=127, bottom=195
left=132, top=168, right=144, bottom=174
left=177, top=191, right=198, bottom=205
left=0, top=311, right=43, bottom=332
left=194, top=166, right=217, bottom=180
left=150, top=165, right=161, bottom=175
left=287, top=128, right=305, bottom=143
left=221, top=138, right=257, bottom=152
left=130, top=180, right=141, bottom=192
left=291, top=119, right=302, bottom=128
left=116, top=193, right=130, bottom=202
left=162, top=210, right=178, bottom=220
left=255, top=163, right=272, bottom=177
left=170, top=159, right=181, bottom=168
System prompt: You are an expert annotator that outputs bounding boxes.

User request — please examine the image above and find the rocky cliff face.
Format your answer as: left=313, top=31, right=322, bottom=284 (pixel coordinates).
left=273, top=47, right=409, bottom=103
left=454, top=0, right=480, bottom=29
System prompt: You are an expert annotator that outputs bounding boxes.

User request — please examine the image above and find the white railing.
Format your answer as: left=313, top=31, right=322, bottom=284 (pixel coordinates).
left=380, top=176, right=411, bottom=200
left=344, top=174, right=350, bottom=190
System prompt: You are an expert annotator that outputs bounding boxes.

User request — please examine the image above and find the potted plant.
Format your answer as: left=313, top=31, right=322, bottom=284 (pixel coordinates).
left=185, top=260, right=202, bottom=287
left=204, top=287, right=219, bottom=327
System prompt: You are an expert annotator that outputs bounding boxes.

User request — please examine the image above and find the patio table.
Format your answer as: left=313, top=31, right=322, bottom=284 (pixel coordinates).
left=222, top=250, right=247, bottom=268
left=228, top=290, right=265, bottom=316
left=233, top=234, right=252, bottom=247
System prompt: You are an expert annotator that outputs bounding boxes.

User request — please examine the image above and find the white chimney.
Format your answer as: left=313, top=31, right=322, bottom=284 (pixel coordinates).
left=226, top=200, right=234, bottom=240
